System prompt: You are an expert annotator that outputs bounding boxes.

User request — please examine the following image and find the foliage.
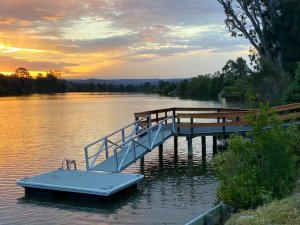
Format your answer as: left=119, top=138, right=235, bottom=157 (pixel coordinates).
left=217, top=0, right=300, bottom=75
left=0, top=73, right=67, bottom=96
left=251, top=60, right=292, bottom=104
left=220, top=57, right=253, bottom=100
left=275, top=0, right=300, bottom=73
left=284, top=63, right=300, bottom=103
left=217, top=0, right=283, bottom=68
left=213, top=105, right=299, bottom=209
left=67, top=81, right=158, bottom=93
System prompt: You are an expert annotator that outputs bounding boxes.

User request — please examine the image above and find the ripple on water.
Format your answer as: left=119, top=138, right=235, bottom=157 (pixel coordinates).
left=0, top=93, right=228, bottom=225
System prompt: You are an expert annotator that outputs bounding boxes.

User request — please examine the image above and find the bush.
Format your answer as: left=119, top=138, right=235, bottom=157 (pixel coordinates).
left=213, top=105, right=299, bottom=209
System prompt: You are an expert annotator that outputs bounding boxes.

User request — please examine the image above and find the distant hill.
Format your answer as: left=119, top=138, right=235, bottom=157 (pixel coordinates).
left=68, top=78, right=188, bottom=86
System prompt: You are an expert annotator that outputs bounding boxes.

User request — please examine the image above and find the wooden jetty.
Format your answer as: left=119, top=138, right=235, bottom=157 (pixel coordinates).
left=17, top=102, right=300, bottom=198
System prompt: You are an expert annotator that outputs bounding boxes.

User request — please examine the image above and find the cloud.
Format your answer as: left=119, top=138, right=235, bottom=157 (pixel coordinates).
left=0, top=55, right=76, bottom=71
left=0, top=0, right=250, bottom=78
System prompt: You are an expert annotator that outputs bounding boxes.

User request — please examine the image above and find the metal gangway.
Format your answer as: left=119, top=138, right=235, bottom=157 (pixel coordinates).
left=84, top=115, right=175, bottom=173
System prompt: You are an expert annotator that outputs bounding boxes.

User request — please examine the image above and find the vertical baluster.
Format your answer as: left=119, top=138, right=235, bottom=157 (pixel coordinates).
left=84, top=147, right=89, bottom=171
left=114, top=149, right=119, bottom=172
left=122, top=129, right=125, bottom=144
left=148, top=114, right=152, bottom=128
left=105, top=139, right=108, bottom=159
left=133, top=140, right=137, bottom=161
left=148, top=129, right=151, bottom=149
left=165, top=111, right=168, bottom=125
left=172, top=115, right=176, bottom=133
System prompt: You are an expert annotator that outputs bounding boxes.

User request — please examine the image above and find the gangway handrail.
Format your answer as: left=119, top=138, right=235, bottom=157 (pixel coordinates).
left=84, top=114, right=152, bottom=171
left=84, top=114, right=150, bottom=149
left=85, top=115, right=174, bottom=172
left=114, top=115, right=174, bottom=150
left=116, top=115, right=174, bottom=172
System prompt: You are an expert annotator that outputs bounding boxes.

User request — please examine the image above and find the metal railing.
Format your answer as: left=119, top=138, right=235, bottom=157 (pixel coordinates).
left=114, top=115, right=175, bottom=172
left=84, top=114, right=175, bottom=171
left=84, top=114, right=151, bottom=171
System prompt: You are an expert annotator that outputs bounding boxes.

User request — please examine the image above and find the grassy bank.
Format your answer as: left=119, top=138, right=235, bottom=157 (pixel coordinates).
left=225, top=179, right=300, bottom=225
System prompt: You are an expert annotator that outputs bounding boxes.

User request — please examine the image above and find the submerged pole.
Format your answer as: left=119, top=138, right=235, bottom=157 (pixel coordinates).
left=140, top=156, right=144, bottom=167
left=159, top=144, right=163, bottom=153
left=187, top=137, right=193, bottom=158
left=174, top=135, right=178, bottom=155
left=213, top=136, right=217, bottom=155
left=201, top=136, right=206, bottom=160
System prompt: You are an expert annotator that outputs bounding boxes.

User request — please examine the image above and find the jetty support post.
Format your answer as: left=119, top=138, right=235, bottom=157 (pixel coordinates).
left=202, top=136, right=206, bottom=160
left=213, top=136, right=217, bottom=155
left=186, top=136, right=194, bottom=158
left=174, top=135, right=178, bottom=155
left=159, top=144, right=163, bottom=156
left=140, top=156, right=144, bottom=166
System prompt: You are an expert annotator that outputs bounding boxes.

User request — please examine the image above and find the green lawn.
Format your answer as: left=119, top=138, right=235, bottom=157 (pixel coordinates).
left=226, top=180, right=300, bottom=225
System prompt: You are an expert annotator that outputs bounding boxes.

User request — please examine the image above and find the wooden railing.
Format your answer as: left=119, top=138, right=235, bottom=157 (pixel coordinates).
left=134, top=103, right=300, bottom=132
left=134, top=107, right=249, bottom=125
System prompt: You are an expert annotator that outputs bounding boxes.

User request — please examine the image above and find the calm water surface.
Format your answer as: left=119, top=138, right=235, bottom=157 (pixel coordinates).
left=0, top=93, right=239, bottom=225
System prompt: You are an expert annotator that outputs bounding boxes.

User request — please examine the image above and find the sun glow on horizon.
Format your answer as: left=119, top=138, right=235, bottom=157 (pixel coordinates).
left=0, top=0, right=250, bottom=79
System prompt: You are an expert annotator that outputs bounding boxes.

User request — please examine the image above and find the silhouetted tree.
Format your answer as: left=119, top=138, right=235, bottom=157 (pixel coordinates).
left=15, top=67, right=31, bottom=78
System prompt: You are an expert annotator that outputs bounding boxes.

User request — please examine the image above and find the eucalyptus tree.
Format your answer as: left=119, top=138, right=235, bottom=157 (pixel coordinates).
left=217, top=0, right=282, bottom=69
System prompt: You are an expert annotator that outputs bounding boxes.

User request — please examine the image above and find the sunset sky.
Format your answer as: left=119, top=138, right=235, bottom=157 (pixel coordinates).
left=0, top=0, right=250, bottom=79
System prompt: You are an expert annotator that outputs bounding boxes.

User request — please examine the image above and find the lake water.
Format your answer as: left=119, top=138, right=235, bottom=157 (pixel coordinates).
left=0, top=93, right=240, bottom=225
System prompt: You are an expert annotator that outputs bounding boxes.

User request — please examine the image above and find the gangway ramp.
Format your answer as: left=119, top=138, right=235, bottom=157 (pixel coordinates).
left=84, top=115, right=175, bottom=173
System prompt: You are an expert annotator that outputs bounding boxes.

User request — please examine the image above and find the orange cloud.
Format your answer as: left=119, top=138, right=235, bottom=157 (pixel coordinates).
left=0, top=18, right=15, bottom=24
left=0, top=0, right=250, bottom=78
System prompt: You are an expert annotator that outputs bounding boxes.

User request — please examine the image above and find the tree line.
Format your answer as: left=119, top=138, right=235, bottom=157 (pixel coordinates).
left=1, top=57, right=299, bottom=104
left=0, top=73, right=67, bottom=95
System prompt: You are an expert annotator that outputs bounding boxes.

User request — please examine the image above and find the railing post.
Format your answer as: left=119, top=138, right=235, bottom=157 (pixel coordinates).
left=114, top=149, right=119, bottom=172
left=165, top=111, right=168, bottom=125
left=148, top=129, right=151, bottom=149
left=133, top=140, right=137, bottom=161
left=122, top=129, right=125, bottom=144
left=84, top=147, right=89, bottom=171
left=177, top=117, right=181, bottom=134
left=190, top=118, right=194, bottom=134
left=105, top=139, right=109, bottom=159
left=172, top=115, right=176, bottom=133
left=156, top=111, right=159, bottom=123
left=148, top=114, right=152, bottom=128
left=135, top=116, right=139, bottom=135
left=222, top=117, right=226, bottom=133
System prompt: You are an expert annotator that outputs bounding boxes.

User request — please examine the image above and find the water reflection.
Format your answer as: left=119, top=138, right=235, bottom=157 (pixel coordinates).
left=17, top=188, right=141, bottom=214
left=0, top=93, right=232, bottom=225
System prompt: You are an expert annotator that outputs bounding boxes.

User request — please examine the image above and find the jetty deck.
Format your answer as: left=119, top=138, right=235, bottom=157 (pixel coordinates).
left=17, top=102, right=300, bottom=198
